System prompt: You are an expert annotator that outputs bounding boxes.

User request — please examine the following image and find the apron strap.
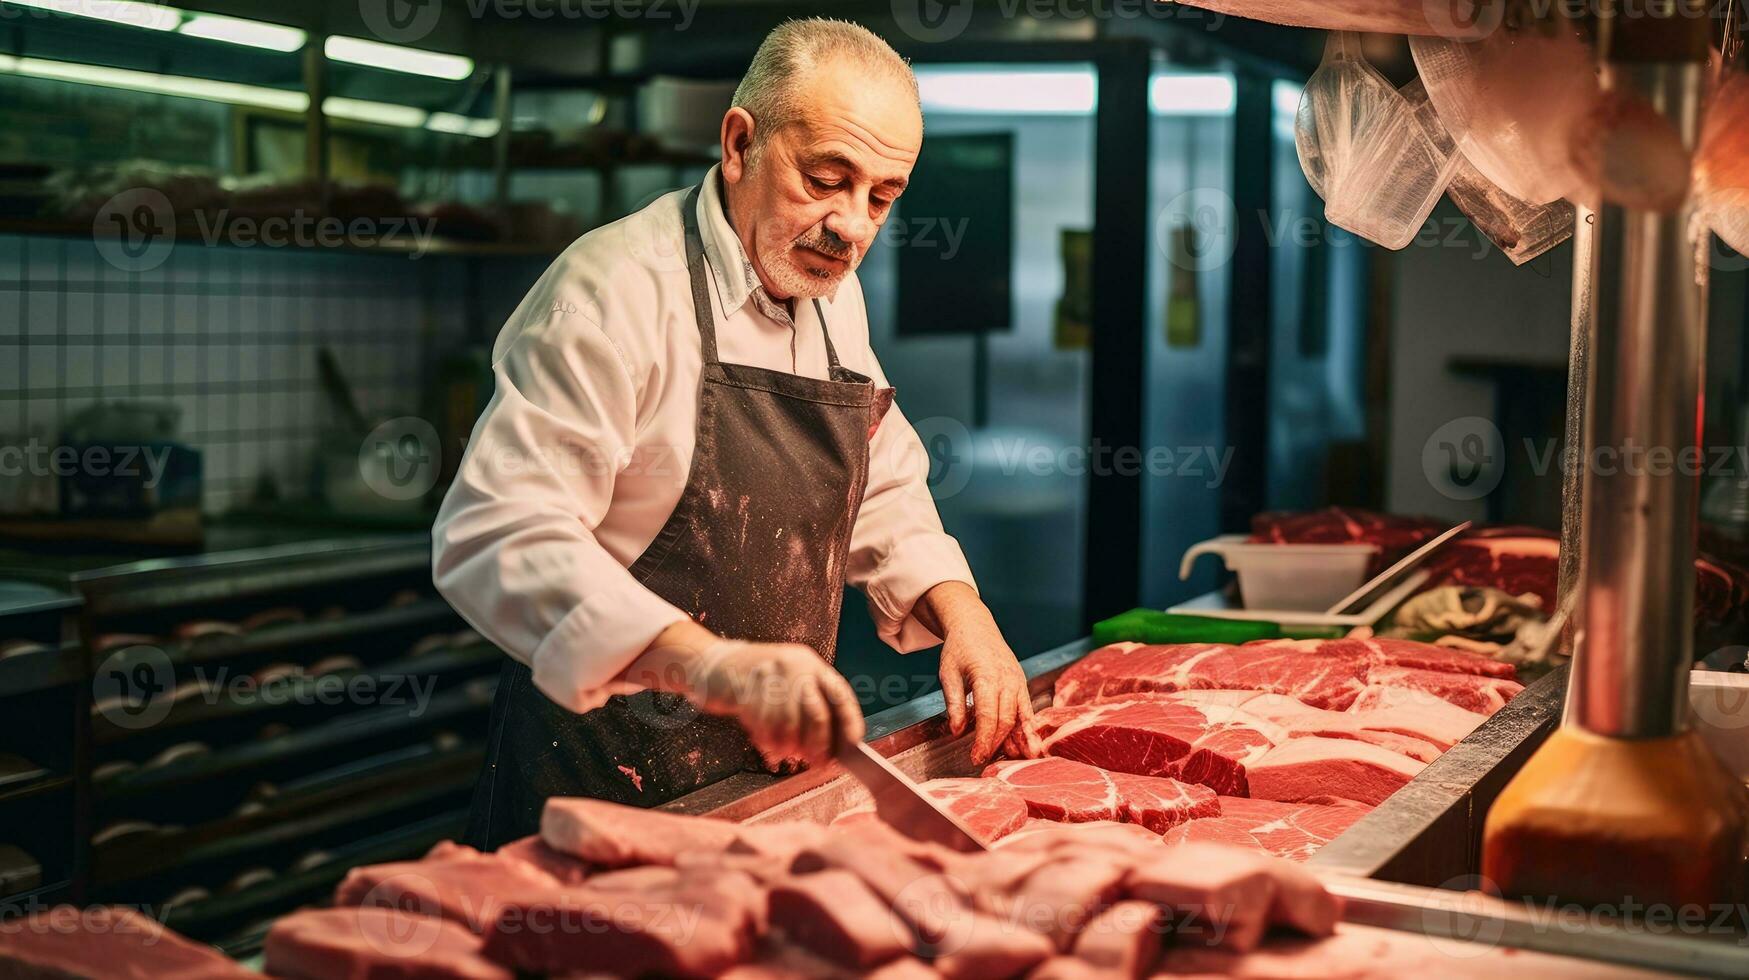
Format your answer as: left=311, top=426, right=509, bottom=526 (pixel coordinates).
left=681, top=184, right=722, bottom=367
left=682, top=181, right=846, bottom=375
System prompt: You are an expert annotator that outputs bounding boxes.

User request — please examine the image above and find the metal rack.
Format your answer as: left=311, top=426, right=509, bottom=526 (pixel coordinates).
left=0, top=535, right=498, bottom=949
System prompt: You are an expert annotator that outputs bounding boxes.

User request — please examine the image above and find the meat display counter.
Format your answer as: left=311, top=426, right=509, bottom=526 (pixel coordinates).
left=663, top=637, right=1749, bottom=976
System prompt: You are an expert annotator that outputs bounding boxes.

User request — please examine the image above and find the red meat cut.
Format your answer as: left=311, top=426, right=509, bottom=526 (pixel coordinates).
left=1038, top=698, right=1280, bottom=795
left=1161, top=797, right=1370, bottom=862
left=1344, top=685, right=1489, bottom=743
left=994, top=818, right=1170, bottom=854
left=1245, top=737, right=1425, bottom=805
left=833, top=777, right=1030, bottom=842
left=1054, top=640, right=1520, bottom=714
left=542, top=795, right=739, bottom=866
left=1164, top=691, right=1456, bottom=760
left=335, top=841, right=560, bottom=933
left=767, top=870, right=911, bottom=969
left=1126, top=842, right=1340, bottom=953
left=1361, top=666, right=1523, bottom=715
left=982, top=757, right=1220, bottom=833
left=265, top=906, right=511, bottom=980
left=1, top=906, right=256, bottom=980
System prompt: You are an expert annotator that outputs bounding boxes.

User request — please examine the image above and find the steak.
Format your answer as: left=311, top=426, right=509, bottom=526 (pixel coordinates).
left=1162, top=797, right=1370, bottom=862
left=335, top=841, right=559, bottom=933
left=494, top=834, right=591, bottom=885
left=833, top=778, right=1030, bottom=842
left=1038, top=699, right=1280, bottom=795
left=982, top=758, right=1220, bottom=833
left=1125, top=842, right=1340, bottom=953
left=790, top=825, right=972, bottom=949
left=1344, top=685, right=1489, bottom=745
left=768, top=870, right=911, bottom=969
left=1165, top=691, right=1452, bottom=760
left=1067, top=900, right=1165, bottom=978
left=1055, top=640, right=1520, bottom=714
left=541, top=796, right=738, bottom=867
left=1, top=906, right=256, bottom=980
left=1245, top=737, right=1425, bottom=805
left=265, top=906, right=511, bottom=980
left=1360, top=667, right=1523, bottom=715
left=994, top=819, right=1170, bottom=855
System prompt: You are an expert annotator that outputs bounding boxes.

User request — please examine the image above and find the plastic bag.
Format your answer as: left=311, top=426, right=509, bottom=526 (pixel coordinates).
left=1403, top=79, right=1575, bottom=264
left=1295, top=32, right=1403, bottom=200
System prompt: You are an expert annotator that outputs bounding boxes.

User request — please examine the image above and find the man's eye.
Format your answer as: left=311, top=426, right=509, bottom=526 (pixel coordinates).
left=871, top=196, right=893, bottom=211
left=808, top=175, right=840, bottom=191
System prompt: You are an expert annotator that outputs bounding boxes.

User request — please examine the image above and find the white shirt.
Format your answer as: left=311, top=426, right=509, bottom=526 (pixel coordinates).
left=432, top=167, right=977, bottom=713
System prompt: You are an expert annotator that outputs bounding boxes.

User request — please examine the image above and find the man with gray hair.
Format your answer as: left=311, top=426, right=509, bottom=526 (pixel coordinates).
left=437, top=18, right=1036, bottom=845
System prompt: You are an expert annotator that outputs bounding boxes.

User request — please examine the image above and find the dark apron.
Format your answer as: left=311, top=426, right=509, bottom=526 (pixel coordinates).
left=465, top=183, right=894, bottom=848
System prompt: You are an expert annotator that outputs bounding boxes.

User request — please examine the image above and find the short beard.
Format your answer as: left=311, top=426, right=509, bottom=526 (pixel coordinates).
left=759, top=237, right=857, bottom=300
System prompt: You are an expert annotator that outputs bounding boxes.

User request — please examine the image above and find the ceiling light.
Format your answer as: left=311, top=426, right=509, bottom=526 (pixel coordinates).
left=7, top=56, right=307, bottom=111
left=325, top=35, right=473, bottom=80
left=323, top=96, right=427, bottom=129
left=1150, top=74, right=1235, bottom=115
left=1, top=0, right=178, bottom=31
left=178, top=13, right=305, bottom=52
left=427, top=112, right=500, bottom=138
left=916, top=68, right=1098, bottom=115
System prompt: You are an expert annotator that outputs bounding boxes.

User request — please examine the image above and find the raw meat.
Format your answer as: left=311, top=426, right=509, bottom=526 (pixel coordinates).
left=1053, top=637, right=1514, bottom=713
left=1162, top=797, right=1370, bottom=862
left=1362, top=666, right=1522, bottom=715
left=983, top=758, right=1220, bottom=833
left=768, top=870, right=911, bottom=969
left=998, top=855, right=1132, bottom=949
left=790, top=825, right=971, bottom=949
left=0, top=906, right=256, bottom=980
left=265, top=906, right=510, bottom=980
left=1039, top=698, right=1280, bottom=795
left=495, top=834, right=591, bottom=885
left=1246, top=737, right=1426, bottom=805
left=335, top=842, right=559, bottom=933
left=1163, top=691, right=1447, bottom=760
left=1167, top=0, right=1492, bottom=37
left=994, top=819, right=1169, bottom=855
left=1068, top=900, right=1166, bottom=978
left=834, top=778, right=1030, bottom=842
left=541, top=795, right=738, bottom=867
left=930, top=911, right=1056, bottom=980
left=1126, top=842, right=1340, bottom=953
left=480, top=870, right=758, bottom=977
left=1698, top=71, right=1749, bottom=254
left=1344, top=685, right=1488, bottom=746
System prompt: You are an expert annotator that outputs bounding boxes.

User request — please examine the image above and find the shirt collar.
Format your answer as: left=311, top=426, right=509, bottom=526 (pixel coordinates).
left=695, top=164, right=837, bottom=322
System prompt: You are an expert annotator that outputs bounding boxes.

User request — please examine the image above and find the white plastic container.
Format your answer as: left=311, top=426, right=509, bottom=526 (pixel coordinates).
left=1179, top=535, right=1378, bottom=612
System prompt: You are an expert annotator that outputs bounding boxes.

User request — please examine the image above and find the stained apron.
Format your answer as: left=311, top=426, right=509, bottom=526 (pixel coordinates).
left=465, top=182, right=893, bottom=847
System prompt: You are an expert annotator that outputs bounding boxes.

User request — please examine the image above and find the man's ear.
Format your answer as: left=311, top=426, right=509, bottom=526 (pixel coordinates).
left=721, top=107, right=756, bottom=184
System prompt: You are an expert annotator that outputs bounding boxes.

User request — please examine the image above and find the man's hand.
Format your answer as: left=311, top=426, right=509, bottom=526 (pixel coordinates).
left=917, top=582, right=1040, bottom=765
left=627, top=619, right=864, bottom=770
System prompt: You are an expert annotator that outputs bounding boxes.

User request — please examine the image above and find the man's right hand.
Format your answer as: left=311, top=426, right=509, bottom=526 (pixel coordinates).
left=629, top=620, right=865, bottom=769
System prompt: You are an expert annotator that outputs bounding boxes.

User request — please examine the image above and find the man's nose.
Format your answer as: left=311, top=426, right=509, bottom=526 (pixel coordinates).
left=825, top=201, right=874, bottom=247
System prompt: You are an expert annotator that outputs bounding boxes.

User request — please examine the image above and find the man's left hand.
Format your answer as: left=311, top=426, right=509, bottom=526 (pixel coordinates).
left=919, top=583, right=1040, bottom=765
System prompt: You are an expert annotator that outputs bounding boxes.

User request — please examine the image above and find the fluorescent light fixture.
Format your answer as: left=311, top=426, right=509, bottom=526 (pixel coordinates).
left=323, top=96, right=427, bottom=128
left=7, top=56, right=308, bottom=111
left=916, top=68, right=1097, bottom=115
left=1, top=0, right=178, bottom=31
left=427, top=112, right=500, bottom=138
left=1274, top=79, right=1304, bottom=119
left=178, top=13, right=305, bottom=52
left=325, top=35, right=473, bottom=80
left=1149, top=73, right=1235, bottom=115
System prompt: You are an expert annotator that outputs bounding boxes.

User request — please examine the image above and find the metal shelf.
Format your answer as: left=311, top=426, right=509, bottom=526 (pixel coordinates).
left=0, top=219, right=570, bottom=260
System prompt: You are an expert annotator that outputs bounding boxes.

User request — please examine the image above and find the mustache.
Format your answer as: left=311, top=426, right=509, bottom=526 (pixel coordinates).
left=792, top=228, right=855, bottom=261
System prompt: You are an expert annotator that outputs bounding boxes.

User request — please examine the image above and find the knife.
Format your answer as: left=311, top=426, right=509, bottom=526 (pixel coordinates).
left=834, top=740, right=988, bottom=853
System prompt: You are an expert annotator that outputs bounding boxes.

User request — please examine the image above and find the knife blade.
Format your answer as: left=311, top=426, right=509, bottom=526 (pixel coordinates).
left=834, top=740, right=988, bottom=852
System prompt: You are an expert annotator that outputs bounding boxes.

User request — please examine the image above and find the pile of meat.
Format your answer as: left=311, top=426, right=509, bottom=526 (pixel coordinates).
left=1251, top=506, right=1749, bottom=637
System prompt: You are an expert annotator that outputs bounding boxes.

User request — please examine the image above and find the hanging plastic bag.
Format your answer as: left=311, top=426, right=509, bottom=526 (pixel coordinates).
left=1295, top=32, right=1403, bottom=201
left=1409, top=16, right=1599, bottom=206
left=1402, top=78, right=1575, bottom=264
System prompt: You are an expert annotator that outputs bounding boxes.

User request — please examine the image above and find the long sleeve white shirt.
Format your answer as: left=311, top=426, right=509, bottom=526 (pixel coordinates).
left=432, top=167, right=977, bottom=713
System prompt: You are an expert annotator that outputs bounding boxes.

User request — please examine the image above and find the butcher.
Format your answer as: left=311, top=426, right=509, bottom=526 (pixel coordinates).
left=434, top=18, right=1037, bottom=846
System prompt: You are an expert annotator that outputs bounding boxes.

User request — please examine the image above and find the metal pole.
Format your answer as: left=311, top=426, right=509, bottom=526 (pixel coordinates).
left=1567, top=8, right=1709, bottom=738
left=303, top=39, right=329, bottom=185
left=493, top=65, right=513, bottom=212
left=1555, top=204, right=1596, bottom=661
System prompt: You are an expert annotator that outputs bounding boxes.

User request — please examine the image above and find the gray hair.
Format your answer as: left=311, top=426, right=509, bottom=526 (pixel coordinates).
left=732, top=18, right=919, bottom=157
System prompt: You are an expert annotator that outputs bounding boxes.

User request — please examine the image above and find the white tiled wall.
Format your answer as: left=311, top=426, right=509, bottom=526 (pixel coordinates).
left=0, top=234, right=528, bottom=513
